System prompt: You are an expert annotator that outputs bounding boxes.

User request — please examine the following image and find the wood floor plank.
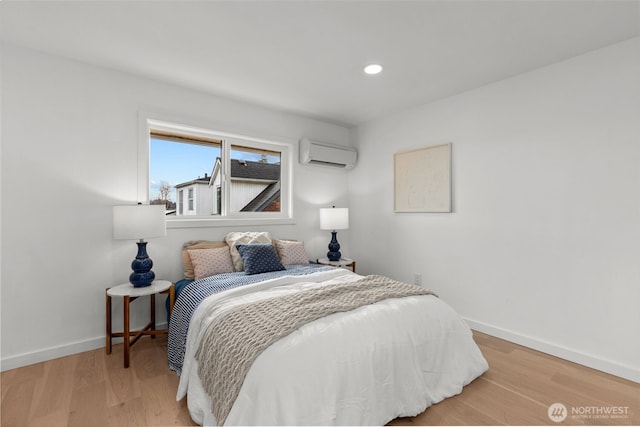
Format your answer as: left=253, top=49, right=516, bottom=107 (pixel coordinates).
left=73, top=348, right=106, bottom=390
left=26, top=353, right=78, bottom=425
left=132, top=339, right=170, bottom=382
left=105, top=396, right=149, bottom=427
left=1, top=331, right=638, bottom=426
left=1, top=362, right=44, bottom=398
left=139, top=373, right=187, bottom=426
left=0, top=380, right=35, bottom=427
left=478, top=345, right=587, bottom=410
left=459, top=375, right=550, bottom=425
left=551, top=369, right=640, bottom=409
left=67, top=382, right=110, bottom=427
left=410, top=389, right=499, bottom=425
left=103, top=344, right=142, bottom=407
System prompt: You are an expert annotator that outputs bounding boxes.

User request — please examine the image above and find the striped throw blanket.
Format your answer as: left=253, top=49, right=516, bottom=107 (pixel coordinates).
left=168, top=264, right=334, bottom=374
left=194, top=274, right=435, bottom=425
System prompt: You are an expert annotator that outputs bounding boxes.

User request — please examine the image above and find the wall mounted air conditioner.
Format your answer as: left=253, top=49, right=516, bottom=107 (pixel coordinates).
left=299, top=138, right=357, bottom=170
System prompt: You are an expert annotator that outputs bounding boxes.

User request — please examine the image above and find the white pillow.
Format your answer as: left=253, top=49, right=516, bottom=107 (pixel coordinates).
left=274, top=239, right=309, bottom=265
left=225, top=231, right=272, bottom=271
left=188, top=247, right=235, bottom=280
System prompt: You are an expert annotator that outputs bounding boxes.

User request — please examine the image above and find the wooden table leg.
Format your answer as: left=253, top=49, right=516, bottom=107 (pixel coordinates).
left=106, top=290, right=112, bottom=354
left=123, top=295, right=130, bottom=368
left=169, top=284, right=175, bottom=314
left=150, top=293, right=156, bottom=339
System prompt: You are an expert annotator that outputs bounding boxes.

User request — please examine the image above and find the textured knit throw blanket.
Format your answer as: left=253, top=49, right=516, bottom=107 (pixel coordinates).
left=194, top=274, right=435, bottom=425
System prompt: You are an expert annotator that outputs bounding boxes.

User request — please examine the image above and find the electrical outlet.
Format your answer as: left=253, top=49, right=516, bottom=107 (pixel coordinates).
left=414, top=273, right=422, bottom=286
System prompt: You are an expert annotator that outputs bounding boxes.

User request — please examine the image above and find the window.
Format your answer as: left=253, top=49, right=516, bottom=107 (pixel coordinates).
left=143, top=117, right=291, bottom=227
left=187, top=188, right=194, bottom=211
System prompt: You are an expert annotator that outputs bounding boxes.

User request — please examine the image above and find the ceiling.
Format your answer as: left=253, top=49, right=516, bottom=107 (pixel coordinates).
left=1, top=1, right=639, bottom=127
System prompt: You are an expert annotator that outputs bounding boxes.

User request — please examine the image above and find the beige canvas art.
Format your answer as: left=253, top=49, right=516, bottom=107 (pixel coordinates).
left=394, top=143, right=451, bottom=213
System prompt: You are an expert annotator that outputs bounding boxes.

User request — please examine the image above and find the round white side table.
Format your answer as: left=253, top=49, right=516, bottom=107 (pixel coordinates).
left=317, top=257, right=356, bottom=273
left=106, top=280, right=175, bottom=368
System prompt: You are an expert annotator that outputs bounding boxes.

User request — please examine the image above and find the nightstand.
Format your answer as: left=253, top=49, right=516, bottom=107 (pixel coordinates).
left=106, top=280, right=175, bottom=368
left=317, top=257, right=356, bottom=273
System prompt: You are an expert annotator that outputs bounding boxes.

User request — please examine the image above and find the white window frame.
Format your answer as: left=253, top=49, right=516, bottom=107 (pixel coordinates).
left=187, top=187, right=194, bottom=212
left=138, top=112, right=293, bottom=228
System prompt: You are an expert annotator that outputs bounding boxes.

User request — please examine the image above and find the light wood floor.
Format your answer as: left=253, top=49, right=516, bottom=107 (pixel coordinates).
left=2, top=331, right=638, bottom=426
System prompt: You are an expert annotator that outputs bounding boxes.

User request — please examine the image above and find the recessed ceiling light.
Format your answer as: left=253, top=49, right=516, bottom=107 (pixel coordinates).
left=364, top=64, right=382, bottom=75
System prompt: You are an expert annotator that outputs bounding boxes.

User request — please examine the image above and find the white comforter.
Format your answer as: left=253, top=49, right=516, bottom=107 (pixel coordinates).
left=177, top=268, right=488, bottom=426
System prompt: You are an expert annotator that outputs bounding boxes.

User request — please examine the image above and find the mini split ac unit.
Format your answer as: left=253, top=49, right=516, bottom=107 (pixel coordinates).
left=299, top=138, right=357, bottom=170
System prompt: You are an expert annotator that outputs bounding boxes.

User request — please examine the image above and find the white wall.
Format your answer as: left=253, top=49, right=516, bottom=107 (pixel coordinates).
left=0, top=44, right=352, bottom=370
left=350, top=37, right=640, bottom=382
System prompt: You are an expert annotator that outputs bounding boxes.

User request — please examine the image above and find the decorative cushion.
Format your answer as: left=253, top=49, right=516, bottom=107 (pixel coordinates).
left=225, top=231, right=272, bottom=271
left=187, top=247, right=235, bottom=280
left=236, top=244, right=285, bottom=275
left=274, top=239, right=309, bottom=265
left=182, top=240, right=228, bottom=279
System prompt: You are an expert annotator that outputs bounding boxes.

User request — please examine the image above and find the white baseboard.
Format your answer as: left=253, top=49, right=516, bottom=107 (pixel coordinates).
left=1, top=336, right=105, bottom=372
left=1, top=321, right=168, bottom=372
left=465, top=318, right=640, bottom=384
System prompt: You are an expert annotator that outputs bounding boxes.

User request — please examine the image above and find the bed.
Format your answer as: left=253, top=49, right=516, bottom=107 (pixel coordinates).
left=168, top=233, right=488, bottom=426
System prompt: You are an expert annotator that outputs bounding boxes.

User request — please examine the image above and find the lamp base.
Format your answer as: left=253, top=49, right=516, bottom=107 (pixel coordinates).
left=326, top=231, right=341, bottom=261
left=130, top=271, right=155, bottom=288
left=130, top=241, right=155, bottom=287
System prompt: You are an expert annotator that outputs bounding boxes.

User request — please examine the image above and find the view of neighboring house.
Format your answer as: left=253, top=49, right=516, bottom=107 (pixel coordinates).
left=174, top=158, right=280, bottom=215
left=174, top=174, right=213, bottom=216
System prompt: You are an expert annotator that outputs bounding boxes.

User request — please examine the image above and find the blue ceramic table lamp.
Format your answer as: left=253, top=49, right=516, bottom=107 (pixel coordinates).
left=113, top=204, right=167, bottom=287
left=319, top=206, right=349, bottom=261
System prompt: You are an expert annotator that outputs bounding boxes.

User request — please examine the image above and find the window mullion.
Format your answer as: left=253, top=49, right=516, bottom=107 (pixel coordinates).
left=221, top=138, right=231, bottom=217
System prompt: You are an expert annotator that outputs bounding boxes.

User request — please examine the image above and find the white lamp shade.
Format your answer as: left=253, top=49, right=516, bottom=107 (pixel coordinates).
left=113, top=204, right=167, bottom=240
left=319, top=207, right=349, bottom=230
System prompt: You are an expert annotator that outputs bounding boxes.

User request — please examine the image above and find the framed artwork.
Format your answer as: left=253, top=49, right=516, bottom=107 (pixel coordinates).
left=394, top=143, right=451, bottom=213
